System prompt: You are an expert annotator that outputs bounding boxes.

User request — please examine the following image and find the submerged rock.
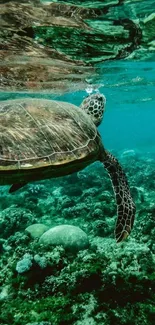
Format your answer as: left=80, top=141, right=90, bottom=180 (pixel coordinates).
left=25, top=223, right=49, bottom=239
left=39, top=225, right=89, bottom=252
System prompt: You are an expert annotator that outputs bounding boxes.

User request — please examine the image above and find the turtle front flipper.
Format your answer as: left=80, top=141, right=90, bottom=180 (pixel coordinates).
left=101, top=150, right=136, bottom=242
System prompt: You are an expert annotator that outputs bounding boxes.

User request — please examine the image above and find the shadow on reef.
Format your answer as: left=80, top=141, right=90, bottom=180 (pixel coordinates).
left=0, top=150, right=155, bottom=324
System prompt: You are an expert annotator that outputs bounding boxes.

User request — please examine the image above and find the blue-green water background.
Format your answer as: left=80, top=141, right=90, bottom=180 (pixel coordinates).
left=1, top=61, right=155, bottom=154
left=63, top=61, right=155, bottom=153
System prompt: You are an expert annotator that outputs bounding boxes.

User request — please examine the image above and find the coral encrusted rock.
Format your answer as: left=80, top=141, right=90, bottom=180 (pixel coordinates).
left=25, top=223, right=49, bottom=239
left=39, top=225, right=89, bottom=252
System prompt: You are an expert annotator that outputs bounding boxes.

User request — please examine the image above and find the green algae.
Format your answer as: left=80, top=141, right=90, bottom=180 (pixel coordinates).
left=0, top=295, right=74, bottom=325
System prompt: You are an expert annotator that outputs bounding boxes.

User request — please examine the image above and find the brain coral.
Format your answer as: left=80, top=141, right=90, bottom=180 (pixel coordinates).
left=39, top=225, right=89, bottom=252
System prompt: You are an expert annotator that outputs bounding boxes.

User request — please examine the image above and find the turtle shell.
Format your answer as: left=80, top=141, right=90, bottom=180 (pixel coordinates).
left=0, top=99, right=100, bottom=184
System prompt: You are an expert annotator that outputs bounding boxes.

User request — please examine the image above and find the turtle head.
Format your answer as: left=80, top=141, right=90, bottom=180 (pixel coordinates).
left=80, top=93, right=106, bottom=126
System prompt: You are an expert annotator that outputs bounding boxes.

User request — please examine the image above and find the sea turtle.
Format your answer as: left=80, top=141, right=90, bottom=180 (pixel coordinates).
left=0, top=93, right=136, bottom=242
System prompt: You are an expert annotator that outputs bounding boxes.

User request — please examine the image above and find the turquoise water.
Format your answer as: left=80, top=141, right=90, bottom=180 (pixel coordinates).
left=32, top=60, right=154, bottom=154
left=58, top=61, right=155, bottom=153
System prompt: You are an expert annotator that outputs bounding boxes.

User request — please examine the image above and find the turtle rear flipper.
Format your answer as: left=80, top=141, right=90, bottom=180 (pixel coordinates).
left=9, top=182, right=27, bottom=193
left=101, top=150, right=136, bottom=242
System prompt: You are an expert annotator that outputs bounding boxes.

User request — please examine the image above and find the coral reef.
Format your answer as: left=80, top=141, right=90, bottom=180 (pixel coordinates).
left=0, top=150, right=154, bottom=324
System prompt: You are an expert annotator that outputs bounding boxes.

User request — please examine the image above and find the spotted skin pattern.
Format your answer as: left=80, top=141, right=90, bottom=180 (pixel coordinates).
left=102, top=150, right=136, bottom=242
left=80, top=93, right=106, bottom=126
